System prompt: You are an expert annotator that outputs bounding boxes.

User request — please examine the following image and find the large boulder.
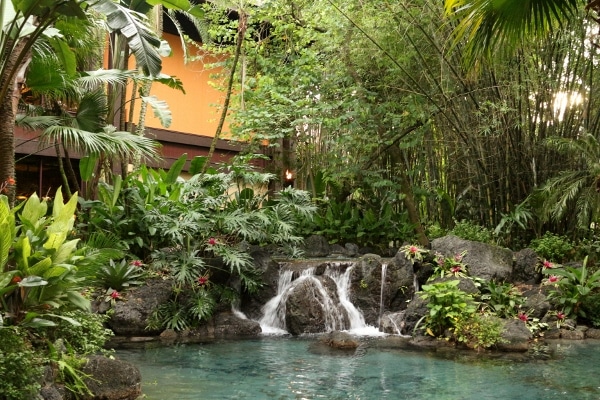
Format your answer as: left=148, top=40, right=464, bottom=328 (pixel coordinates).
left=497, top=319, right=531, bottom=352
left=80, top=355, right=142, bottom=400
left=285, top=275, right=347, bottom=335
left=349, top=254, right=415, bottom=325
left=107, top=279, right=173, bottom=336
left=512, top=248, right=541, bottom=284
left=302, top=235, right=331, bottom=258
left=431, top=235, right=513, bottom=281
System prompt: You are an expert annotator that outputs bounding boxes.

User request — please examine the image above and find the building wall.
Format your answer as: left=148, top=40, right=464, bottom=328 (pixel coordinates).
left=139, top=33, right=230, bottom=137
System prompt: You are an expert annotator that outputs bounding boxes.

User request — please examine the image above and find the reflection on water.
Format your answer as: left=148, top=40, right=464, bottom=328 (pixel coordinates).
left=115, top=338, right=600, bottom=400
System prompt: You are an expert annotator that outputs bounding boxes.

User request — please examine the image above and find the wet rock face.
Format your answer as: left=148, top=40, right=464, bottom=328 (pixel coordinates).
left=349, top=254, right=415, bottom=326
left=285, top=275, right=348, bottom=335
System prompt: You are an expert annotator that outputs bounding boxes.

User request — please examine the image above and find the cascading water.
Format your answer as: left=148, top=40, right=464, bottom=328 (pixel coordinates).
left=378, top=263, right=387, bottom=324
left=259, top=263, right=384, bottom=336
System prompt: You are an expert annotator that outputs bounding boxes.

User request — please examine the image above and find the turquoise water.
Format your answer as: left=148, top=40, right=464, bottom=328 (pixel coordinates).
left=116, top=337, right=600, bottom=399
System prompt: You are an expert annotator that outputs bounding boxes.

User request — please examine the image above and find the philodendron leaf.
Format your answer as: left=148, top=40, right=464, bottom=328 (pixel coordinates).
left=19, top=276, right=48, bottom=287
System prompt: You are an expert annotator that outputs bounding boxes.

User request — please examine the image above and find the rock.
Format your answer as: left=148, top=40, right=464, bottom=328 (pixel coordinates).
left=379, top=311, right=406, bottom=335
left=107, top=279, right=173, bottom=336
left=39, top=385, right=63, bottom=400
left=240, top=248, right=282, bottom=319
left=522, top=292, right=550, bottom=319
left=322, top=331, right=360, bottom=349
left=585, top=328, right=600, bottom=339
left=328, top=244, right=348, bottom=257
left=80, top=355, right=141, bottom=400
left=349, top=254, right=415, bottom=325
left=561, top=326, right=587, bottom=340
left=431, top=235, right=513, bottom=281
left=344, top=243, right=360, bottom=257
left=512, top=248, right=541, bottom=284
left=497, top=319, right=531, bottom=352
left=401, top=295, right=429, bottom=336
left=285, top=275, right=347, bottom=335
left=302, top=235, right=330, bottom=258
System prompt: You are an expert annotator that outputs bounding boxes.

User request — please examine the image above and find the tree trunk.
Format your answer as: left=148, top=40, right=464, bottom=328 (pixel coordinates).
left=0, top=40, right=29, bottom=204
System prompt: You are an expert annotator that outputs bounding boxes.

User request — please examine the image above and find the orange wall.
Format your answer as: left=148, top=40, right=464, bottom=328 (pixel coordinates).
left=141, top=33, right=228, bottom=137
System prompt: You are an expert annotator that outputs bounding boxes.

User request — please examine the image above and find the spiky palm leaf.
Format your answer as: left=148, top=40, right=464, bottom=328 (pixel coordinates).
left=535, top=134, right=600, bottom=228
left=445, top=0, right=582, bottom=67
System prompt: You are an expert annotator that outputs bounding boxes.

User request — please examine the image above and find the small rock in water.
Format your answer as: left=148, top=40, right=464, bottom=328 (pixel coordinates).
left=322, top=331, right=360, bottom=350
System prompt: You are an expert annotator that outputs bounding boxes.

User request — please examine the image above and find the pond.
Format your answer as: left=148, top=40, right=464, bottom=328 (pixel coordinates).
left=116, top=337, right=600, bottom=399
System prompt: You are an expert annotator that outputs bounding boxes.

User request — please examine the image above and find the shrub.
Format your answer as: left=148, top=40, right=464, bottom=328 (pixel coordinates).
left=478, top=279, right=524, bottom=318
left=529, top=232, right=574, bottom=263
left=449, top=219, right=494, bottom=244
left=417, top=279, right=478, bottom=337
left=543, top=256, right=600, bottom=319
left=453, top=313, right=506, bottom=350
left=41, top=311, right=113, bottom=355
left=0, top=327, right=44, bottom=400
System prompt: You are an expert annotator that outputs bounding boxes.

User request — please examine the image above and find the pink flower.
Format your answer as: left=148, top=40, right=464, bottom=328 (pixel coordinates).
left=518, top=313, right=528, bottom=322
left=454, top=254, right=463, bottom=262
left=130, top=260, right=143, bottom=267
left=110, top=291, right=120, bottom=299
left=436, top=256, right=444, bottom=265
left=409, top=246, right=418, bottom=254
left=451, top=266, right=462, bottom=274
left=543, top=260, right=553, bottom=269
left=198, top=276, right=208, bottom=286
left=556, top=311, right=566, bottom=320
left=208, top=237, right=217, bottom=246
left=548, top=275, right=559, bottom=283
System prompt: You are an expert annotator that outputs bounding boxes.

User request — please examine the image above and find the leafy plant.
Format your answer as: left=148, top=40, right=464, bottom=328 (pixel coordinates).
left=0, top=327, right=44, bottom=400
left=431, top=251, right=468, bottom=279
left=41, top=310, right=114, bottom=356
left=543, top=256, right=600, bottom=318
left=452, top=312, right=506, bottom=350
left=449, top=220, right=494, bottom=244
left=95, top=259, right=146, bottom=291
left=529, top=232, right=574, bottom=263
left=0, top=190, right=90, bottom=328
left=417, top=279, right=478, bottom=337
left=479, top=279, right=524, bottom=318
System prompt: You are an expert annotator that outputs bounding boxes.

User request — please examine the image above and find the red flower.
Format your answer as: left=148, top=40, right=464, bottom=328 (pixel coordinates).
left=556, top=311, right=566, bottom=320
left=518, top=313, right=528, bottom=322
left=6, top=177, right=15, bottom=185
left=543, top=260, right=553, bottom=269
left=110, top=291, right=120, bottom=299
left=10, top=275, right=21, bottom=284
left=409, top=246, right=418, bottom=254
left=198, top=276, right=208, bottom=286
left=548, top=275, right=559, bottom=283
left=130, top=260, right=143, bottom=267
left=208, top=237, right=217, bottom=246
left=451, top=266, right=462, bottom=274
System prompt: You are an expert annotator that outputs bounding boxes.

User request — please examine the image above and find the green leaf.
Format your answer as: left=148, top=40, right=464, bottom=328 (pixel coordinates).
left=79, top=156, right=98, bottom=181
left=166, top=154, right=187, bottom=184
left=48, top=36, right=76, bottom=77
left=142, top=95, right=172, bottom=128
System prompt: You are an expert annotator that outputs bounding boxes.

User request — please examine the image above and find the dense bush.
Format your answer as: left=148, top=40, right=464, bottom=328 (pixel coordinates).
left=529, top=232, right=574, bottom=263
left=0, top=328, right=44, bottom=400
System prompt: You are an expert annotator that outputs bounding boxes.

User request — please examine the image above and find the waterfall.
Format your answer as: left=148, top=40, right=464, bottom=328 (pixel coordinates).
left=378, top=263, right=387, bottom=324
left=259, top=263, right=384, bottom=336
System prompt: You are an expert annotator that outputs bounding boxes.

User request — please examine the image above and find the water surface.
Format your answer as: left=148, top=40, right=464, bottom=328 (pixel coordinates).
left=116, top=337, right=600, bottom=399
